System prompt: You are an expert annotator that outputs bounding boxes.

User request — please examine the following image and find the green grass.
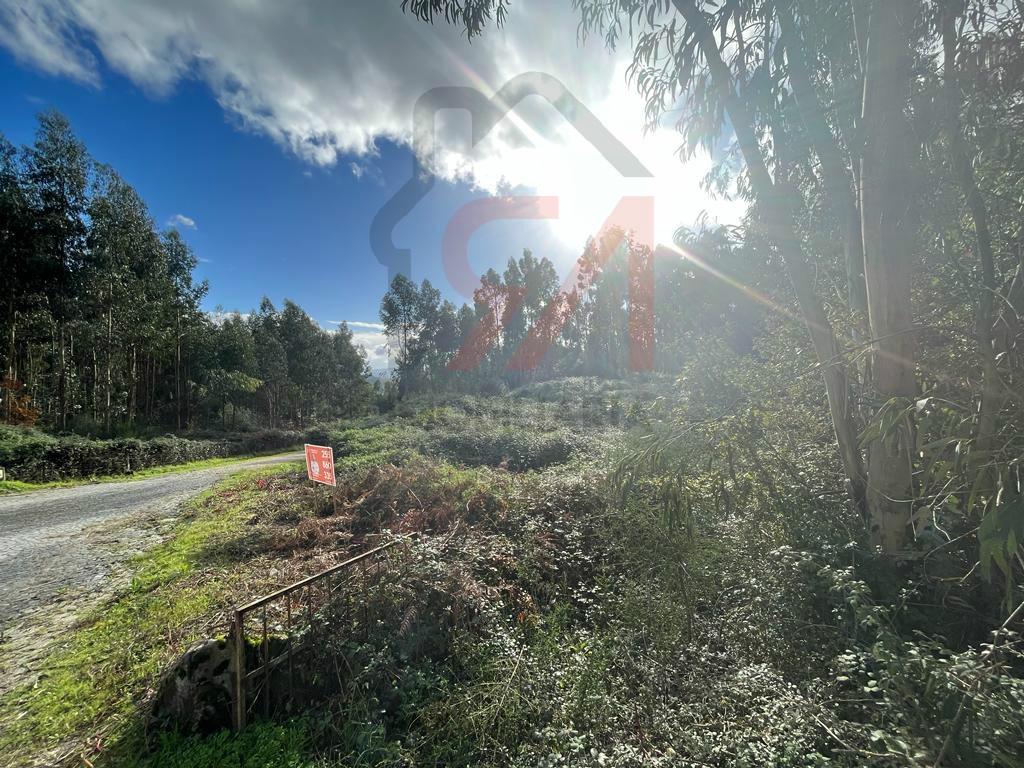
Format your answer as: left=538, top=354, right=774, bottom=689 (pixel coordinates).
left=0, top=449, right=302, bottom=495
left=0, top=478, right=39, bottom=493
left=0, top=464, right=297, bottom=768
left=132, top=720, right=316, bottom=768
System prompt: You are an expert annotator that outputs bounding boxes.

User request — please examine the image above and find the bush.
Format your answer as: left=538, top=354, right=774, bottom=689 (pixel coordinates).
left=0, top=426, right=306, bottom=482
left=426, top=422, right=579, bottom=470
left=318, top=388, right=628, bottom=472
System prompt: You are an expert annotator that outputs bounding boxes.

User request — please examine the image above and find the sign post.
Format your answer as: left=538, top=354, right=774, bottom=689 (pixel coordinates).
left=304, top=444, right=336, bottom=487
left=0, top=467, right=5, bottom=482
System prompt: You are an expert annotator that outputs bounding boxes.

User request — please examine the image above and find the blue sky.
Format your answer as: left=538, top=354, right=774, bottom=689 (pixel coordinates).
left=0, top=48, right=562, bottom=331
left=0, top=0, right=743, bottom=367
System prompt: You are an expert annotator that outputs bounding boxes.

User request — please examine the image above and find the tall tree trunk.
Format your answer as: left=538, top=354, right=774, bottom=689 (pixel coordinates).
left=106, top=294, right=113, bottom=433
left=176, top=311, right=182, bottom=431
left=68, top=328, right=76, bottom=429
left=995, top=262, right=1024, bottom=360
left=4, top=302, right=15, bottom=423
left=130, top=345, right=137, bottom=425
left=779, top=2, right=868, bottom=340
left=58, top=320, right=67, bottom=431
left=185, top=359, right=192, bottom=429
left=860, top=0, right=917, bottom=552
left=91, top=346, right=98, bottom=422
left=852, top=0, right=870, bottom=76
left=672, top=0, right=868, bottom=518
left=942, top=4, right=1000, bottom=466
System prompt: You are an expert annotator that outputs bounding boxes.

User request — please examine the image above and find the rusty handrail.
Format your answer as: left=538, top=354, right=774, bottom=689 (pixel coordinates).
left=231, top=533, right=418, bottom=730
left=236, top=535, right=416, bottom=613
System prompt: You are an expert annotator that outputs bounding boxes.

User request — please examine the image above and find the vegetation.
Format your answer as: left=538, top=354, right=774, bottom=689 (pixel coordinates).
left=0, top=449, right=301, bottom=494
left=0, top=113, right=373, bottom=436
left=0, top=423, right=305, bottom=483
left=318, top=389, right=630, bottom=472
left=393, top=0, right=1024, bottom=562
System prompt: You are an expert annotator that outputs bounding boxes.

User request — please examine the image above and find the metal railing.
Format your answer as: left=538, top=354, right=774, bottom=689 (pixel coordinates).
left=230, top=534, right=417, bottom=729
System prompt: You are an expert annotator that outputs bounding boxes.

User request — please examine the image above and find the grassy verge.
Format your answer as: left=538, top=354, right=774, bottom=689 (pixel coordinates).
left=0, top=448, right=302, bottom=495
left=0, top=463, right=304, bottom=768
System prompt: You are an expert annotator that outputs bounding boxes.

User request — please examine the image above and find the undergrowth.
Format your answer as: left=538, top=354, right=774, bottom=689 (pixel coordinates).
left=0, top=450, right=302, bottom=495
left=0, top=425, right=305, bottom=483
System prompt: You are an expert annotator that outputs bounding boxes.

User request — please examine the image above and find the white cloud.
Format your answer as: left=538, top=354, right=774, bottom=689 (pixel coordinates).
left=167, top=213, right=197, bottom=230
left=0, top=0, right=746, bottom=291
left=0, top=1, right=99, bottom=85
left=207, top=310, right=249, bottom=325
left=353, top=331, right=390, bottom=370
left=328, top=321, right=390, bottom=369
left=327, top=321, right=389, bottom=369
left=339, top=321, right=385, bottom=331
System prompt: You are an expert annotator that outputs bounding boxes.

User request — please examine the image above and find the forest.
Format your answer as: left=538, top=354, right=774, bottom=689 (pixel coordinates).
left=0, top=112, right=373, bottom=436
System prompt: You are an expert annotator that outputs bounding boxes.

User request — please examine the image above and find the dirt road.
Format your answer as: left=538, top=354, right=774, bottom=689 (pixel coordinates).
left=0, top=453, right=302, bottom=627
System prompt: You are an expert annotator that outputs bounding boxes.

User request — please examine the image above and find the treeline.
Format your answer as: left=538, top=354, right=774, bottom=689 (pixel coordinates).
left=380, top=226, right=765, bottom=394
left=0, top=111, right=371, bottom=434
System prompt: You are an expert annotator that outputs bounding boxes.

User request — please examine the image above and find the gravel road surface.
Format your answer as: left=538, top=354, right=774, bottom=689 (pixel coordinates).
left=0, top=452, right=302, bottom=627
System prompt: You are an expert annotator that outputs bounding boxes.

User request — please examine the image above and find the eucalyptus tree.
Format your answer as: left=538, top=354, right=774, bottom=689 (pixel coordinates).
left=162, top=229, right=207, bottom=429
left=473, top=267, right=508, bottom=364
left=205, top=313, right=260, bottom=428
left=251, top=298, right=291, bottom=428
left=500, top=249, right=560, bottom=381
left=623, top=0, right=923, bottom=552
left=0, top=134, right=32, bottom=422
left=278, top=299, right=328, bottom=424
left=330, top=322, right=373, bottom=415
left=380, top=273, right=422, bottom=380
left=935, top=0, right=1024, bottom=464
left=413, top=279, right=444, bottom=383
left=23, top=110, right=91, bottom=429
left=87, top=166, right=163, bottom=427
left=1, top=112, right=373, bottom=433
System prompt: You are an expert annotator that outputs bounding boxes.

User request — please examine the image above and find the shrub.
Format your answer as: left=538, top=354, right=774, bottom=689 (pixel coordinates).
left=426, top=422, right=579, bottom=470
left=326, top=424, right=422, bottom=470
left=0, top=426, right=306, bottom=482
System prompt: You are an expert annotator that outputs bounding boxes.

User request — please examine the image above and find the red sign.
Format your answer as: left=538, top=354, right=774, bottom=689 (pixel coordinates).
left=304, top=444, right=336, bottom=487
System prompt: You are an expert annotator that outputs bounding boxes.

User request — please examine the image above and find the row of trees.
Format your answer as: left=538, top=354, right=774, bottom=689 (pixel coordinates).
left=0, top=112, right=371, bottom=433
left=402, top=0, right=1024, bottom=559
left=381, top=228, right=768, bottom=391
